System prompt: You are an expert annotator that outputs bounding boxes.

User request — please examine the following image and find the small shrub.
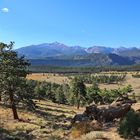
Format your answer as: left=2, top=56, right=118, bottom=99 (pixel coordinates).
left=71, top=120, right=102, bottom=138
left=118, top=109, right=140, bottom=139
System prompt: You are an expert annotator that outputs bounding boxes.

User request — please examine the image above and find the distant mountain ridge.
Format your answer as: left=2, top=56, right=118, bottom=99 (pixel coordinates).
left=17, top=42, right=87, bottom=58
left=16, top=42, right=140, bottom=66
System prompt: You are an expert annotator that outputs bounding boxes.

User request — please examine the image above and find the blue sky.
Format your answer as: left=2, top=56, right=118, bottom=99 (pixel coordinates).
left=0, top=0, right=140, bottom=49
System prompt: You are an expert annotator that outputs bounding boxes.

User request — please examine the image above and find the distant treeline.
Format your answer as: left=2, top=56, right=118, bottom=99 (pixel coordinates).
left=29, top=64, right=140, bottom=73
left=68, top=74, right=126, bottom=84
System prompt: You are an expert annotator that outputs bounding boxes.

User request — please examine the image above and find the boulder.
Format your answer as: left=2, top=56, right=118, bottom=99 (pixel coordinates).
left=71, top=113, right=90, bottom=124
left=72, top=96, right=136, bottom=124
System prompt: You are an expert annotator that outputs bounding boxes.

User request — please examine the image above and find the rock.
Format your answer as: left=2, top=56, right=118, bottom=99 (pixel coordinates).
left=71, top=113, right=90, bottom=125
left=72, top=96, right=136, bottom=124
left=95, top=103, right=132, bottom=122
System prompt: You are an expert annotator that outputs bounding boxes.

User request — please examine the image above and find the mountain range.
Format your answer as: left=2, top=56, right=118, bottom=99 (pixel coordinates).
left=16, top=42, right=140, bottom=67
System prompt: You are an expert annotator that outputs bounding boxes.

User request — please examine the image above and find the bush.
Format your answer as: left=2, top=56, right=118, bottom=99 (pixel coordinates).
left=118, top=109, right=140, bottom=139
left=71, top=120, right=102, bottom=139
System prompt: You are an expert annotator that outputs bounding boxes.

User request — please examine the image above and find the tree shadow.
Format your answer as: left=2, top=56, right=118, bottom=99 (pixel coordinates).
left=36, top=102, right=74, bottom=110
left=0, top=127, right=10, bottom=140
left=30, top=106, right=73, bottom=131
left=34, top=107, right=72, bottom=122
left=0, top=126, right=34, bottom=140
left=0, top=102, right=73, bottom=138
left=36, top=105, right=76, bottom=114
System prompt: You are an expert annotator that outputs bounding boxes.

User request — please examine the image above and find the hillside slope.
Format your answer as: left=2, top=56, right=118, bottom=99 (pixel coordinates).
left=1, top=100, right=139, bottom=140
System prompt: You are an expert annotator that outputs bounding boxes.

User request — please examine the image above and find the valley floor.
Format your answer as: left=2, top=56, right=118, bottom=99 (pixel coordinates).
left=27, top=72, right=140, bottom=97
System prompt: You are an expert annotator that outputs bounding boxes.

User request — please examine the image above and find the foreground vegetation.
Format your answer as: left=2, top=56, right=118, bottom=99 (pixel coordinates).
left=118, top=109, right=140, bottom=139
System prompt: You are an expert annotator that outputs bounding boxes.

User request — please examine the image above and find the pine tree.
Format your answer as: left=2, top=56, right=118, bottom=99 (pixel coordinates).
left=55, top=86, right=66, bottom=104
left=0, top=42, right=31, bottom=119
left=86, top=82, right=101, bottom=104
left=70, top=77, right=86, bottom=109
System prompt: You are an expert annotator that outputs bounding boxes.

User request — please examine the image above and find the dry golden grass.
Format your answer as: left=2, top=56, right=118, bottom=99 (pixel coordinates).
left=27, top=73, right=69, bottom=84
left=27, top=72, right=140, bottom=96
left=75, top=129, right=124, bottom=140
left=0, top=100, right=140, bottom=140
left=99, top=73, right=140, bottom=97
left=0, top=100, right=83, bottom=140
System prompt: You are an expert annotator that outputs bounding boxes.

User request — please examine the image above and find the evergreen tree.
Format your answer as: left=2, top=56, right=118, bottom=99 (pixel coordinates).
left=55, top=86, right=66, bottom=104
left=0, top=42, right=32, bottom=119
left=45, top=82, right=53, bottom=100
left=70, top=77, right=86, bottom=109
left=86, top=82, right=101, bottom=104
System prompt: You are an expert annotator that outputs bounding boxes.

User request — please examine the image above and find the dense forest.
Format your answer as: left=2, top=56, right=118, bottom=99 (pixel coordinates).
left=29, top=64, right=140, bottom=74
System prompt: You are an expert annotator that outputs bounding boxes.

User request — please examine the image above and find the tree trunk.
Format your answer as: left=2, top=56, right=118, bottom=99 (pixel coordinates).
left=77, top=100, right=80, bottom=109
left=9, top=93, right=19, bottom=120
